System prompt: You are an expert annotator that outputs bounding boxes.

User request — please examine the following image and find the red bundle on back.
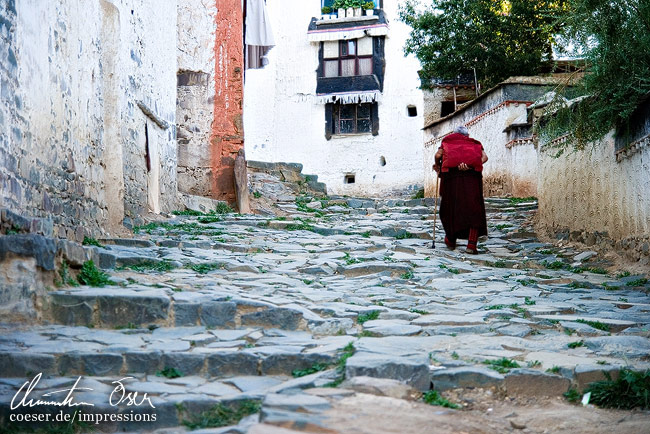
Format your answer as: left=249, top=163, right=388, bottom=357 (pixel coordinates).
left=441, top=132, right=484, bottom=172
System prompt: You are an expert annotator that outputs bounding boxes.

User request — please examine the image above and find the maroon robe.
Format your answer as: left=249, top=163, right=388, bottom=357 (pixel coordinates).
left=438, top=133, right=488, bottom=241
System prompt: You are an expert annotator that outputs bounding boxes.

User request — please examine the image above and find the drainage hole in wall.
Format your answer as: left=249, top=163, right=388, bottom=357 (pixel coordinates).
left=407, top=105, right=418, bottom=117
left=344, top=174, right=356, bottom=184
left=379, top=156, right=386, bottom=166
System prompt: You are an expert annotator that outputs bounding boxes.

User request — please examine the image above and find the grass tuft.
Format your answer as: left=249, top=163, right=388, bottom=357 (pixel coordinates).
left=576, top=319, right=610, bottom=332
left=77, top=260, right=114, bottom=287
left=422, top=390, right=460, bottom=409
left=482, top=357, right=520, bottom=374
left=126, top=260, right=176, bottom=273
left=82, top=236, right=104, bottom=248
left=357, top=310, right=380, bottom=324
left=585, top=369, right=650, bottom=409
left=182, top=400, right=261, bottom=429
left=157, top=366, right=183, bottom=379
left=292, top=363, right=329, bottom=378
left=187, top=262, right=225, bottom=274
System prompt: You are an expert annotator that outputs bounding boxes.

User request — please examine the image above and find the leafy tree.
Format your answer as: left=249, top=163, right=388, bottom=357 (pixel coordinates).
left=399, top=0, right=569, bottom=90
left=540, top=0, right=650, bottom=147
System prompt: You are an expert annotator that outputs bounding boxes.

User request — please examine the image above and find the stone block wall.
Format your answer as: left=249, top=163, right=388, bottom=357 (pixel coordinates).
left=0, top=0, right=179, bottom=240
left=176, top=0, right=218, bottom=198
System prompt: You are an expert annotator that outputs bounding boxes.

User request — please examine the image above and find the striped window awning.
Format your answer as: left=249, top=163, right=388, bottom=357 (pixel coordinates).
left=308, top=23, right=389, bottom=42
left=316, top=90, right=381, bottom=104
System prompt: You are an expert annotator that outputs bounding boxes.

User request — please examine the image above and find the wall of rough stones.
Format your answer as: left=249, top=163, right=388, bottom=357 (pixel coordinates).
left=176, top=0, right=218, bottom=198
left=0, top=0, right=179, bottom=240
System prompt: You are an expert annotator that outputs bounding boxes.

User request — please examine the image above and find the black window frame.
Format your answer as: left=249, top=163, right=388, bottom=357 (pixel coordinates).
left=322, top=39, right=374, bottom=78
left=333, top=102, right=373, bottom=135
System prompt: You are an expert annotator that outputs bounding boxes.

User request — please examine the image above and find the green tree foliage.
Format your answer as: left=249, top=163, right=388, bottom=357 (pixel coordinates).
left=399, top=0, right=568, bottom=90
left=540, top=0, right=650, bottom=148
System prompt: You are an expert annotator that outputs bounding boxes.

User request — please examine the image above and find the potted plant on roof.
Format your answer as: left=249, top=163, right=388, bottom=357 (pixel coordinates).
left=352, top=0, right=363, bottom=17
left=363, top=1, right=375, bottom=16
left=332, top=0, right=346, bottom=18
left=321, top=6, right=332, bottom=20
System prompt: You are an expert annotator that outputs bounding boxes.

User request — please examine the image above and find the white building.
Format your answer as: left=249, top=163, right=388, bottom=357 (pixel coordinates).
left=244, top=0, right=424, bottom=197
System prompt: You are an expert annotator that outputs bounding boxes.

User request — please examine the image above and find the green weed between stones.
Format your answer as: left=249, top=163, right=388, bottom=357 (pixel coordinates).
left=172, top=209, right=205, bottom=216
left=157, top=366, right=183, bottom=378
left=483, top=358, right=520, bottom=374
left=422, top=390, right=460, bottom=409
left=125, top=260, right=176, bottom=273
left=517, top=278, right=536, bottom=286
left=395, top=231, right=415, bottom=239
left=527, top=360, right=542, bottom=368
left=253, top=191, right=262, bottom=198
left=585, top=369, right=650, bottom=409
left=617, top=271, right=631, bottom=278
left=568, top=281, right=591, bottom=289
left=524, top=297, right=536, bottom=305
left=77, top=260, right=114, bottom=287
left=324, top=342, right=357, bottom=388
left=410, top=308, right=428, bottom=315
left=546, top=366, right=561, bottom=374
left=495, top=224, right=511, bottom=230
left=82, top=236, right=104, bottom=248
left=362, top=231, right=372, bottom=238
left=576, top=319, right=611, bottom=332
left=187, top=262, right=225, bottom=274
left=626, top=278, right=648, bottom=287
left=357, top=311, right=380, bottom=324
left=292, top=363, right=330, bottom=378
left=564, top=388, right=581, bottom=403
left=400, top=270, right=414, bottom=279
left=508, top=196, right=536, bottom=205
left=55, top=259, right=79, bottom=288
left=182, top=400, right=261, bottom=430
left=568, top=341, right=585, bottom=349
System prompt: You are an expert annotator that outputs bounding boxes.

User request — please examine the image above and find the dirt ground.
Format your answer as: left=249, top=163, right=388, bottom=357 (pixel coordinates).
left=321, top=389, right=650, bottom=434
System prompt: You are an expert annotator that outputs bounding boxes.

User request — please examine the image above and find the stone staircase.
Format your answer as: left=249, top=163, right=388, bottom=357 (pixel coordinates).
left=1, top=197, right=649, bottom=432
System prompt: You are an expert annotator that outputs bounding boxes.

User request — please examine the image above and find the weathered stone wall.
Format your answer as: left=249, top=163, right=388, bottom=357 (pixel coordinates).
left=423, top=87, right=476, bottom=127
left=423, top=87, right=537, bottom=198
left=176, top=0, right=217, bottom=197
left=0, top=0, right=179, bottom=239
left=537, top=131, right=650, bottom=265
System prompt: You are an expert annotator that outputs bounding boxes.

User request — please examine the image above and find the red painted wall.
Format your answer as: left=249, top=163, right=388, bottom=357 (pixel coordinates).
left=212, top=0, right=244, bottom=204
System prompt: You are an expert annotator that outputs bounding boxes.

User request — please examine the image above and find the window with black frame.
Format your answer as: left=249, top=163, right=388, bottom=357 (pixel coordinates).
left=333, top=103, right=373, bottom=134
left=322, top=38, right=373, bottom=78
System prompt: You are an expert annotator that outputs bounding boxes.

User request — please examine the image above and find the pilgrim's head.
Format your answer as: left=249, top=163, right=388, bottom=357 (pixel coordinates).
left=454, top=125, right=469, bottom=136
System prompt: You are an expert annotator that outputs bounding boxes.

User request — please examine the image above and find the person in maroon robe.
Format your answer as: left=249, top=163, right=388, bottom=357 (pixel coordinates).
left=433, top=125, right=488, bottom=254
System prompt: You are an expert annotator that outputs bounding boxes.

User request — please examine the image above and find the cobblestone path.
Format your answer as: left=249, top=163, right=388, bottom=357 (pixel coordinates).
left=1, top=197, right=649, bottom=432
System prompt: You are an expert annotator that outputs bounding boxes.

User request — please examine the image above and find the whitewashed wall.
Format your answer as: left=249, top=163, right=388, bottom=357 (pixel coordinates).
left=538, top=134, right=650, bottom=244
left=423, top=97, right=536, bottom=197
left=0, top=0, right=179, bottom=237
left=244, top=0, right=424, bottom=196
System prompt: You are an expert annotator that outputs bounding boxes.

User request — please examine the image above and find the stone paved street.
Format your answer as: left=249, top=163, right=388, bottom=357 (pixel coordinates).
left=1, top=196, right=649, bottom=432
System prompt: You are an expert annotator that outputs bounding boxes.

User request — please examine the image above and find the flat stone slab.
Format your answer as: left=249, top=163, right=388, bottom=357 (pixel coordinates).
left=345, top=353, right=430, bottom=391
left=504, top=369, right=571, bottom=397
left=431, top=366, right=504, bottom=391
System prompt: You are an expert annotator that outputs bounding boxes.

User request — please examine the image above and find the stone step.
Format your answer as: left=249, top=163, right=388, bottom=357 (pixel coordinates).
left=45, top=289, right=333, bottom=331
left=0, top=370, right=337, bottom=432
left=0, top=325, right=348, bottom=379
